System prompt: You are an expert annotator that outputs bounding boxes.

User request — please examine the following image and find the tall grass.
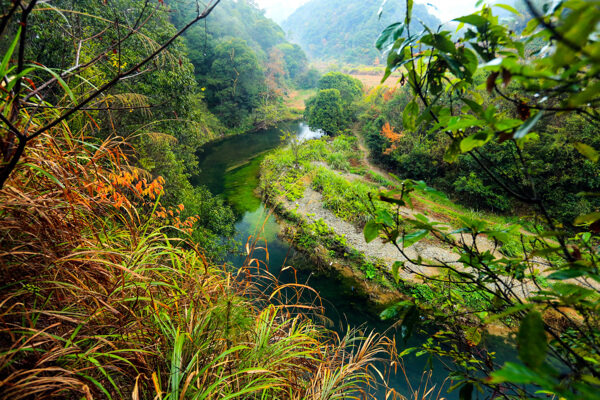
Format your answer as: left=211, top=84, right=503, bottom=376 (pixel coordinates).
left=0, top=98, right=395, bottom=399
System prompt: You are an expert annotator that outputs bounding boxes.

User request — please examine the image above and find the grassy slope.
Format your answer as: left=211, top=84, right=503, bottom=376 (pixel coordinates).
left=259, top=133, right=538, bottom=311
left=285, top=88, right=317, bottom=112
left=0, top=124, right=393, bottom=399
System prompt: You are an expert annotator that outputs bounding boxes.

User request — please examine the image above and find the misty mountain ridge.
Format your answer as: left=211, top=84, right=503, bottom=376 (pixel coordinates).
left=281, top=0, right=441, bottom=64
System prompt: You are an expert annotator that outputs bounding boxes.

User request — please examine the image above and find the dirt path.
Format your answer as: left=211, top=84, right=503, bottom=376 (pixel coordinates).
left=283, top=181, right=551, bottom=295
left=284, top=187, right=458, bottom=281
left=273, top=135, right=562, bottom=295
left=354, top=131, right=543, bottom=241
left=348, top=132, right=595, bottom=294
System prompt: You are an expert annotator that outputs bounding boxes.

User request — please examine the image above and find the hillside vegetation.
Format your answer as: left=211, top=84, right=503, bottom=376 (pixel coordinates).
left=282, top=0, right=440, bottom=64
left=269, top=2, right=600, bottom=399
left=0, top=1, right=392, bottom=398
left=170, top=0, right=317, bottom=129
left=3, top=0, right=600, bottom=399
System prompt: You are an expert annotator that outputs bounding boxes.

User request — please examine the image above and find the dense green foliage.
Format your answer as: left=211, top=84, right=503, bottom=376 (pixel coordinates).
left=305, top=72, right=363, bottom=134
left=170, top=0, right=314, bottom=128
left=305, top=89, right=346, bottom=135
left=259, top=135, right=395, bottom=286
left=13, top=0, right=235, bottom=257
left=365, top=1, right=600, bottom=398
left=282, top=0, right=440, bottom=64
left=318, top=72, right=364, bottom=104
left=204, top=37, right=266, bottom=127
left=358, top=83, right=600, bottom=221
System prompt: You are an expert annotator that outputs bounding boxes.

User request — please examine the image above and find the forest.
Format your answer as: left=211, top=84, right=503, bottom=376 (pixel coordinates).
left=282, top=0, right=440, bottom=65
left=1, top=0, right=600, bottom=399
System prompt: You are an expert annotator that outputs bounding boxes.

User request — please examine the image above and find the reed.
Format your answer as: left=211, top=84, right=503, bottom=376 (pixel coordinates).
left=0, top=96, right=395, bottom=399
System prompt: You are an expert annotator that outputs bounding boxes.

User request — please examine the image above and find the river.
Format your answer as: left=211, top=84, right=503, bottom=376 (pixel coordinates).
left=193, top=121, right=511, bottom=398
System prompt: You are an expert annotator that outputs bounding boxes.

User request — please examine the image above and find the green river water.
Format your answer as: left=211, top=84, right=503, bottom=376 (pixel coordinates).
left=193, top=121, right=512, bottom=398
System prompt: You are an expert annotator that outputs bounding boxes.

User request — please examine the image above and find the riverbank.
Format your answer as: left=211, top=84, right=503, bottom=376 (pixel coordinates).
left=259, top=135, right=466, bottom=306
left=257, top=131, right=562, bottom=331
left=193, top=122, right=523, bottom=398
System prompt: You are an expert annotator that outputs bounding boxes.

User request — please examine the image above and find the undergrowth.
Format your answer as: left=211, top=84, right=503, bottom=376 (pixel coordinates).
left=0, top=115, right=395, bottom=399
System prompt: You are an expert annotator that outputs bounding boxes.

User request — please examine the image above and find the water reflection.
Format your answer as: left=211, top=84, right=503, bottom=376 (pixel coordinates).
left=296, top=122, right=325, bottom=141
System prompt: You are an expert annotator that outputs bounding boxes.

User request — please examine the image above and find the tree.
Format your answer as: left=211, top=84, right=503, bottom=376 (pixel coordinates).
left=205, top=38, right=266, bottom=127
left=366, top=1, right=600, bottom=398
left=265, top=47, right=287, bottom=100
left=0, top=0, right=222, bottom=189
left=304, top=89, right=346, bottom=135
left=304, top=72, right=363, bottom=134
left=317, top=72, right=363, bottom=105
left=380, top=122, right=403, bottom=155
left=277, top=42, right=308, bottom=82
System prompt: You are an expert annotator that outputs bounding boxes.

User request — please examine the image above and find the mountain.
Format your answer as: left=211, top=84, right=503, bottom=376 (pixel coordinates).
left=282, top=0, right=442, bottom=65
left=259, top=0, right=309, bottom=24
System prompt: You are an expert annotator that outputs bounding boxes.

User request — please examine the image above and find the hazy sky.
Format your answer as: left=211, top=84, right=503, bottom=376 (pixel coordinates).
left=255, top=0, right=482, bottom=24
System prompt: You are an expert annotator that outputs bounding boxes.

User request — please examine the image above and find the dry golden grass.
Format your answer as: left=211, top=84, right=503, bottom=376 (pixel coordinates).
left=0, top=94, right=398, bottom=399
left=349, top=73, right=407, bottom=90
left=285, top=89, right=317, bottom=112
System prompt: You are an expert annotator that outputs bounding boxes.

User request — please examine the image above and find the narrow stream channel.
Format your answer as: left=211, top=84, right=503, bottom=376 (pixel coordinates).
left=193, top=121, right=513, bottom=398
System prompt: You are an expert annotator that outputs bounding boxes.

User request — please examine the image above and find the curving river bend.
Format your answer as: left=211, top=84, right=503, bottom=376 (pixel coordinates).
left=193, top=121, right=513, bottom=398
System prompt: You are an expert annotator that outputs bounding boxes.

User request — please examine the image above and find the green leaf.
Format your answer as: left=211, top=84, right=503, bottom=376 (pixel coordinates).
left=403, top=100, right=419, bottom=131
left=414, top=180, right=447, bottom=198
left=574, top=212, right=600, bottom=226
left=0, top=27, right=20, bottom=78
left=460, top=131, right=491, bottom=153
left=493, top=4, right=521, bottom=15
left=5, top=67, right=36, bottom=91
left=376, top=210, right=395, bottom=226
left=402, top=229, right=428, bottom=247
left=376, top=22, right=404, bottom=50
left=34, top=65, right=76, bottom=103
left=382, top=42, right=408, bottom=82
left=462, top=97, right=483, bottom=115
left=566, top=80, right=600, bottom=108
left=453, top=14, right=488, bottom=29
left=514, top=112, right=543, bottom=139
left=573, top=142, right=599, bottom=163
left=547, top=269, right=587, bottom=280
left=379, top=194, right=406, bottom=206
left=22, top=163, right=65, bottom=188
left=518, top=311, right=547, bottom=370
left=447, top=116, right=484, bottom=132
left=364, top=220, right=382, bottom=243
left=421, top=33, right=455, bottom=54
left=444, top=138, right=461, bottom=163
left=489, top=362, right=549, bottom=385
left=531, top=247, right=563, bottom=257
left=405, top=0, right=413, bottom=26
left=465, top=327, right=482, bottom=346
left=553, top=283, right=596, bottom=303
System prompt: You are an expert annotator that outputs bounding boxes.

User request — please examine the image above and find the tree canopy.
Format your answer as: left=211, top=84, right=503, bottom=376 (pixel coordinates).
left=305, top=72, right=364, bottom=134
left=305, top=89, right=345, bottom=135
